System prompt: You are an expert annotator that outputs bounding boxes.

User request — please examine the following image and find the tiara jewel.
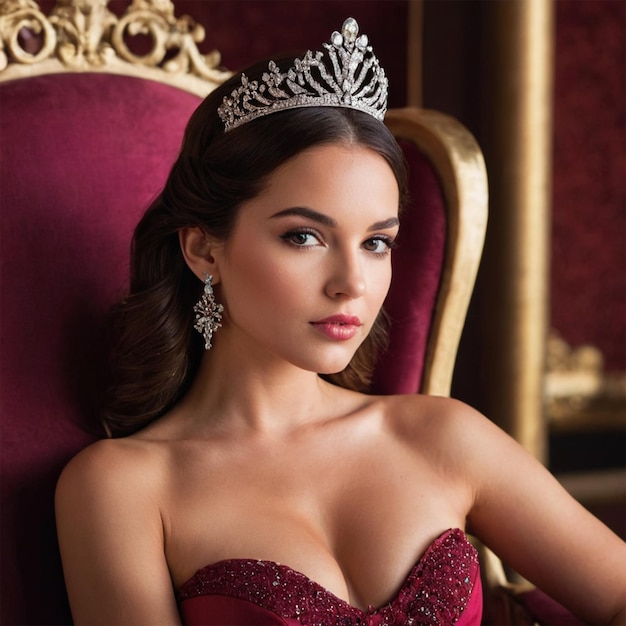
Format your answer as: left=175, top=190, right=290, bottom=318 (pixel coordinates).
left=218, top=18, right=388, bottom=132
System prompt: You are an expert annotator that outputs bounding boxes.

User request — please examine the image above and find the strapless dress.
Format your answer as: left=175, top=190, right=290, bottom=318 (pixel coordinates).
left=178, top=528, right=482, bottom=625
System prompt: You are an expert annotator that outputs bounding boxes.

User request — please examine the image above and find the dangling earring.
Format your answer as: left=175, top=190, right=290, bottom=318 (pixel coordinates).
left=193, top=273, right=224, bottom=350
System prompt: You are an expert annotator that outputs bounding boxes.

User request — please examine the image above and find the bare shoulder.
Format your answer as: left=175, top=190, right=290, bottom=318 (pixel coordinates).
left=378, top=393, right=530, bottom=492
left=55, top=436, right=168, bottom=516
left=58, top=436, right=160, bottom=483
left=55, top=438, right=181, bottom=624
left=380, top=393, right=493, bottom=455
left=382, top=392, right=476, bottom=424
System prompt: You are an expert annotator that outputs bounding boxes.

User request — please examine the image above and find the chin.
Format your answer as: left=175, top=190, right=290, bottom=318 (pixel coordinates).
left=288, top=342, right=361, bottom=376
left=313, top=358, right=355, bottom=377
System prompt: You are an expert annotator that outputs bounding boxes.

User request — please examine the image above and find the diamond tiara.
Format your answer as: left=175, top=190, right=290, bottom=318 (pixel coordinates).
left=217, top=18, right=388, bottom=132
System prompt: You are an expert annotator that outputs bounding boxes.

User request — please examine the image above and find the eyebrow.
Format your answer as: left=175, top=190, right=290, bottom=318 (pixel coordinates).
left=271, top=207, right=399, bottom=231
left=369, top=217, right=400, bottom=231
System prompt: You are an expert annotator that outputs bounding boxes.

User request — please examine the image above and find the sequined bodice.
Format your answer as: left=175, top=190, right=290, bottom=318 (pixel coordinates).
left=178, top=528, right=482, bottom=625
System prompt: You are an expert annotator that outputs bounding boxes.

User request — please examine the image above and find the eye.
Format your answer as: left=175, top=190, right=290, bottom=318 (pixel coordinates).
left=280, top=229, right=323, bottom=248
left=363, top=236, right=398, bottom=256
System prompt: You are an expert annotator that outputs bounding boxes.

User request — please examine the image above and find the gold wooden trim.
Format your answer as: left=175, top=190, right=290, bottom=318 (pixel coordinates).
left=385, top=107, right=489, bottom=397
left=471, top=536, right=537, bottom=625
left=0, top=0, right=231, bottom=94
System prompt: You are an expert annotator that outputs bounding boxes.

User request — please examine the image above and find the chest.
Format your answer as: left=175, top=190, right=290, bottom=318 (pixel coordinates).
left=177, top=529, right=482, bottom=625
left=162, top=432, right=469, bottom=608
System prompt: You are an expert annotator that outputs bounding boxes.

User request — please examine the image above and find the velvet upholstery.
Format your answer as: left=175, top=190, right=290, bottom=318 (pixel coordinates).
left=371, top=139, right=446, bottom=395
left=0, top=73, right=201, bottom=625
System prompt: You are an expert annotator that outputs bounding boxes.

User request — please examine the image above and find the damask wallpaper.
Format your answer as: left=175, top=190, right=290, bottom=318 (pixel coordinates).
left=551, top=0, right=625, bottom=372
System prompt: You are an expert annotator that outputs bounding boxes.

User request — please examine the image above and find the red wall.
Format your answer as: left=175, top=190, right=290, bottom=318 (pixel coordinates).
left=551, top=0, right=625, bottom=371
left=177, top=1, right=408, bottom=108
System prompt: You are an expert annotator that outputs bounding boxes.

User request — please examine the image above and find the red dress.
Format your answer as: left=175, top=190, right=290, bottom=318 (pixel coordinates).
left=178, top=528, right=482, bottom=625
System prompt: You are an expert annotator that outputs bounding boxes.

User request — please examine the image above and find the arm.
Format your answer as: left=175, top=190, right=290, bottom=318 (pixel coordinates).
left=443, top=401, right=626, bottom=625
left=55, top=440, right=181, bottom=626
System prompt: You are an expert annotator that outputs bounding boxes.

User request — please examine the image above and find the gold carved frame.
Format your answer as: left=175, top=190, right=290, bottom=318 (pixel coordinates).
left=0, top=0, right=230, bottom=92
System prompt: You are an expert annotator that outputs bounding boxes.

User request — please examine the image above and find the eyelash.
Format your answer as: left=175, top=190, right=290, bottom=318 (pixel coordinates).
left=280, top=229, right=398, bottom=257
left=364, top=235, right=398, bottom=257
left=280, top=228, right=321, bottom=248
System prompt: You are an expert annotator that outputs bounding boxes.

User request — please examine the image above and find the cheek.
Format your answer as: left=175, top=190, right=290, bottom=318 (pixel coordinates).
left=224, top=246, right=264, bottom=300
left=221, top=238, right=305, bottom=314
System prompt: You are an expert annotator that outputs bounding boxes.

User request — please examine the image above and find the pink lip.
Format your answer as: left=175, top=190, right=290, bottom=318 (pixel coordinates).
left=310, top=315, right=362, bottom=341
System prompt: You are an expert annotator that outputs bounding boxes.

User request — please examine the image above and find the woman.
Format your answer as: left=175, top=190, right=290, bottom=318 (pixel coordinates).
left=56, top=18, right=626, bottom=626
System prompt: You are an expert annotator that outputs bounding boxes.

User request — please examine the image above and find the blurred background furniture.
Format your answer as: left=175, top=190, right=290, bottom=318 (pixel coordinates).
left=545, top=331, right=626, bottom=540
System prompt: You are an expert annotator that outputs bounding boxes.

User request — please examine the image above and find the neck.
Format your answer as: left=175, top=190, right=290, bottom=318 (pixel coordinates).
left=176, top=339, right=346, bottom=438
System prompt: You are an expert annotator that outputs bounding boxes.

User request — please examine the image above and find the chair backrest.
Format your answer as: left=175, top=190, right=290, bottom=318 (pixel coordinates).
left=0, top=2, right=224, bottom=623
left=376, top=108, right=488, bottom=396
left=0, top=2, right=487, bottom=624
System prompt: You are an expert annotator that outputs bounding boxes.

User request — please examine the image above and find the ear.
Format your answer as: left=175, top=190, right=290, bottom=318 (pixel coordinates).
left=179, top=227, right=222, bottom=284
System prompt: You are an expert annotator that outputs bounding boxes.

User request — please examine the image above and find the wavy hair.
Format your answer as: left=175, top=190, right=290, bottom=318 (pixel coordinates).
left=103, top=58, right=408, bottom=437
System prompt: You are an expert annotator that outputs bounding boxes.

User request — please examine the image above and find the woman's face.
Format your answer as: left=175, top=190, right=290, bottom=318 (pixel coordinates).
left=214, top=142, right=400, bottom=375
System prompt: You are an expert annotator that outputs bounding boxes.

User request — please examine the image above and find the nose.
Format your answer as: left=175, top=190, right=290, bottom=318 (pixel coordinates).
left=324, top=249, right=366, bottom=299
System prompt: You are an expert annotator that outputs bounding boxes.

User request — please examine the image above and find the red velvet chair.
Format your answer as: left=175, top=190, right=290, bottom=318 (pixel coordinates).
left=1, top=2, right=227, bottom=623
left=1, top=1, right=574, bottom=624
left=0, top=71, right=202, bottom=623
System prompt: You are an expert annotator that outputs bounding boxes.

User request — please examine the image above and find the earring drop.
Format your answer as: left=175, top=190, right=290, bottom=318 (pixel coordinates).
left=193, top=273, right=224, bottom=350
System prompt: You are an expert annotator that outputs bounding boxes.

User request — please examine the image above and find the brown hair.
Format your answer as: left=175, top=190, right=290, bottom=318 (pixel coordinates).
left=103, top=58, right=408, bottom=437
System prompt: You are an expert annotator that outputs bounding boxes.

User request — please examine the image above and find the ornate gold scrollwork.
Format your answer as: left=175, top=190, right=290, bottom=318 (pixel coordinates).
left=0, top=0, right=230, bottom=94
left=112, top=0, right=223, bottom=81
left=0, top=0, right=56, bottom=70
left=545, top=330, right=626, bottom=430
left=49, top=0, right=117, bottom=67
left=545, top=331, right=604, bottom=418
